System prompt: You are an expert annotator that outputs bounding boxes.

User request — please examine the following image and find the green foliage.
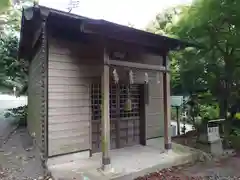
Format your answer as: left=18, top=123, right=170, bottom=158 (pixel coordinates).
left=0, top=1, right=20, bottom=32
left=199, top=104, right=219, bottom=120
left=4, top=105, right=28, bottom=126
left=3, top=7, right=22, bottom=32
left=234, top=113, right=240, bottom=120
left=0, top=0, right=11, bottom=13
left=0, top=0, right=31, bottom=94
left=171, top=0, right=240, bottom=109
left=0, top=33, right=28, bottom=94
left=230, top=127, right=240, bottom=137
left=146, top=5, right=188, bottom=37
left=0, top=0, right=36, bottom=33
left=147, top=0, right=240, bottom=120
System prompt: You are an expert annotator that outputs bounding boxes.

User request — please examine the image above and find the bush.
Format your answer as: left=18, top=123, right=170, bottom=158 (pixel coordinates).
left=199, top=104, right=219, bottom=120
left=229, top=136, right=240, bottom=150
left=4, top=105, right=27, bottom=126
left=228, top=127, right=240, bottom=150
left=234, top=113, right=240, bottom=120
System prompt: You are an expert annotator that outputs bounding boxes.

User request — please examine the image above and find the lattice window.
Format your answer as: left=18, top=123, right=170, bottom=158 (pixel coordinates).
left=91, top=84, right=101, bottom=120
left=119, top=84, right=140, bottom=118
left=110, top=85, right=117, bottom=119
left=91, top=84, right=140, bottom=120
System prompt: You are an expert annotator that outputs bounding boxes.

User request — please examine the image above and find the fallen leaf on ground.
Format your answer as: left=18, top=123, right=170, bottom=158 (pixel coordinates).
left=4, top=152, right=12, bottom=156
left=25, top=147, right=33, bottom=151
left=38, top=176, right=44, bottom=180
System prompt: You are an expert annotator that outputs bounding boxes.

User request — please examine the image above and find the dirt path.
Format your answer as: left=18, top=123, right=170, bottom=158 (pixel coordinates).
left=0, top=125, right=43, bottom=180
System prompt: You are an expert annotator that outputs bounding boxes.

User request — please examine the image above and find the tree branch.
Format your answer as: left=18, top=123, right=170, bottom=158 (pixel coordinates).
left=207, top=24, right=228, bottom=55
left=229, top=47, right=235, bottom=56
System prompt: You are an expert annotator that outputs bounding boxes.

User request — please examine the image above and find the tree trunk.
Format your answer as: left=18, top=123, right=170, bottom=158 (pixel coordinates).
left=219, top=96, right=232, bottom=147
left=219, top=99, right=227, bottom=119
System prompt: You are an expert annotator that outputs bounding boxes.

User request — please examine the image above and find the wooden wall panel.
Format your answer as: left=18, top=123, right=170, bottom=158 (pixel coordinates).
left=145, top=66, right=165, bottom=139
left=27, top=46, right=43, bottom=148
left=48, top=37, right=99, bottom=156
left=47, top=36, right=166, bottom=156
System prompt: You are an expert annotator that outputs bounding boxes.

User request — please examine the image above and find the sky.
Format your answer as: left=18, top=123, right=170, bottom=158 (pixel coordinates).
left=39, top=0, right=192, bottom=29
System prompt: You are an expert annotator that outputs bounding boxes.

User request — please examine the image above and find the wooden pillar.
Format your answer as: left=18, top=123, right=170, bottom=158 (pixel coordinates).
left=101, top=49, right=111, bottom=171
left=163, top=55, right=172, bottom=150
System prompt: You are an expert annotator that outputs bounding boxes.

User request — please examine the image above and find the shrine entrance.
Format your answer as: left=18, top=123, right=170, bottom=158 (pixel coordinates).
left=91, top=83, right=142, bottom=153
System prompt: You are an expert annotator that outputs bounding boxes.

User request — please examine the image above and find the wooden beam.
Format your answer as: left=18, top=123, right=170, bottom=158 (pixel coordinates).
left=101, top=49, right=111, bottom=171
left=32, top=27, right=42, bottom=48
left=163, top=55, right=172, bottom=150
left=139, top=84, right=147, bottom=146
left=108, top=59, right=168, bottom=72
left=31, top=8, right=45, bottom=49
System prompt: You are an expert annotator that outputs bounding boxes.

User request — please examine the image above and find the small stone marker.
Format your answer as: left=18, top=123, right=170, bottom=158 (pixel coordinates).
left=207, top=124, right=223, bottom=156
left=208, top=126, right=220, bottom=142
left=198, top=119, right=224, bottom=156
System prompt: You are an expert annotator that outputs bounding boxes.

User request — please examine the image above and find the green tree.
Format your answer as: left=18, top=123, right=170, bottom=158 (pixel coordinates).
left=0, top=0, right=11, bottom=12
left=146, top=6, right=191, bottom=95
left=148, top=0, right=240, bottom=119
left=0, top=0, right=35, bottom=94
left=0, top=0, right=36, bottom=32
left=0, top=33, right=28, bottom=94
left=171, top=0, right=240, bottom=117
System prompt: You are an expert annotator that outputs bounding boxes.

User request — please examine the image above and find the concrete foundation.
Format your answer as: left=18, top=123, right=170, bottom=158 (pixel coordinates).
left=48, top=138, right=203, bottom=180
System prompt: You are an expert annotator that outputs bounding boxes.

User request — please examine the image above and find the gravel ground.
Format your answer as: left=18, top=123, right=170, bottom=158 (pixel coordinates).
left=0, top=95, right=44, bottom=179
left=135, top=154, right=240, bottom=180
left=2, top=127, right=240, bottom=180
left=0, top=125, right=44, bottom=180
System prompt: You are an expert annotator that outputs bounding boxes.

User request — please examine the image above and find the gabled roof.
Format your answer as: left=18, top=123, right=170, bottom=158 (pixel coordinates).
left=18, top=5, right=197, bottom=59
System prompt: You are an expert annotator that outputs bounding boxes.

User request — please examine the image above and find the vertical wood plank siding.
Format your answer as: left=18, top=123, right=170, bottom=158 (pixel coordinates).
left=146, top=75, right=164, bottom=139
left=109, top=53, right=164, bottom=139
left=47, top=37, right=165, bottom=156
left=47, top=38, right=101, bottom=156
left=27, top=45, right=44, bottom=149
left=133, top=54, right=164, bottom=139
